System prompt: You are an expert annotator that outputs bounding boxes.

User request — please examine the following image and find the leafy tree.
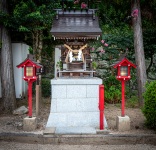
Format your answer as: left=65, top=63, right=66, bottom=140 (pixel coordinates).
left=1, top=0, right=156, bottom=110
left=11, top=0, right=60, bottom=61
left=0, top=0, right=60, bottom=112
left=93, top=0, right=148, bottom=106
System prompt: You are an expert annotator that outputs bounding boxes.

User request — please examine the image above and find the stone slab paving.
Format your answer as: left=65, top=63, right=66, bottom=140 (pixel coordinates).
left=55, top=127, right=97, bottom=134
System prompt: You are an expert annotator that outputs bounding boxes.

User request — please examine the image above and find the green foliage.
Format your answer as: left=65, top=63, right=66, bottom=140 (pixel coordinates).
left=32, top=78, right=51, bottom=97
left=89, top=23, right=133, bottom=64
left=91, top=0, right=134, bottom=68
left=28, top=46, right=33, bottom=54
left=143, top=29, right=156, bottom=79
left=41, top=78, right=51, bottom=97
left=88, top=1, right=138, bottom=103
left=1, top=0, right=61, bottom=47
left=144, top=29, right=156, bottom=59
left=12, top=0, right=59, bottom=32
left=126, top=96, right=138, bottom=108
left=142, top=80, right=156, bottom=130
left=89, top=26, right=135, bottom=104
left=56, top=60, right=63, bottom=70
left=103, top=75, right=121, bottom=103
left=97, top=0, right=130, bottom=27
left=92, top=61, right=98, bottom=69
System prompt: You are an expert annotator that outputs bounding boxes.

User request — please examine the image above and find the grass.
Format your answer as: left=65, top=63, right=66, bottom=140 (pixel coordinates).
left=105, top=95, right=139, bottom=108
left=126, top=96, right=139, bottom=108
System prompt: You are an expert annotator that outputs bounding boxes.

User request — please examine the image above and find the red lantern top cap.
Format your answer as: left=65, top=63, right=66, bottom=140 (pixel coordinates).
left=112, top=57, right=136, bottom=69
left=17, top=58, right=42, bottom=69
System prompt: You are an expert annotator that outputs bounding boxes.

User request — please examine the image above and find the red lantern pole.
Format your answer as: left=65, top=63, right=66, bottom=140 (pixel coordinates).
left=28, top=80, right=33, bottom=118
left=99, top=85, right=104, bottom=130
left=121, top=80, right=125, bottom=117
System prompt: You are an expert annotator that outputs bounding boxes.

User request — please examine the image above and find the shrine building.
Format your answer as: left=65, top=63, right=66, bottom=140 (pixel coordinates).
left=46, top=0, right=108, bottom=134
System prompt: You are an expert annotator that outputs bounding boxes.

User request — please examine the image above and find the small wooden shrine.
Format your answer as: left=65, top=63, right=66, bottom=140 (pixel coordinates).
left=46, top=1, right=108, bottom=134
left=51, top=0, right=102, bottom=77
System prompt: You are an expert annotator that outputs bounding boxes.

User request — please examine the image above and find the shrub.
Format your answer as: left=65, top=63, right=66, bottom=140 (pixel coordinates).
left=32, top=78, right=51, bottom=97
left=41, top=78, right=51, bottom=97
left=103, top=75, right=121, bottom=103
left=142, top=80, right=156, bottom=130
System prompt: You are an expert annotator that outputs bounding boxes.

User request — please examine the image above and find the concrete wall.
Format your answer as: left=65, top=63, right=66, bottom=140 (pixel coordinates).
left=0, top=43, right=29, bottom=98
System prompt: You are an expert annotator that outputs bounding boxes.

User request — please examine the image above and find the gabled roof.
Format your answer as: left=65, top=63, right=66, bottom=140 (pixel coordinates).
left=50, top=10, right=102, bottom=40
left=113, top=57, right=136, bottom=68
left=17, top=58, right=42, bottom=68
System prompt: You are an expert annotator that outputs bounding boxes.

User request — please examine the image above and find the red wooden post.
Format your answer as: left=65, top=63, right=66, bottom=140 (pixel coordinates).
left=121, top=80, right=125, bottom=117
left=28, top=80, right=33, bottom=118
left=99, top=85, right=104, bottom=130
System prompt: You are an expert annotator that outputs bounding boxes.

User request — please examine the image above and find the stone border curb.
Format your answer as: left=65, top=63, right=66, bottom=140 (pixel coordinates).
left=0, top=132, right=156, bottom=145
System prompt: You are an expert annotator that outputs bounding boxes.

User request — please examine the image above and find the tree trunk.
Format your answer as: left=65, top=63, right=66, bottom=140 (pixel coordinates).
left=0, top=0, right=16, bottom=112
left=0, top=26, right=16, bottom=112
left=131, top=0, right=147, bottom=107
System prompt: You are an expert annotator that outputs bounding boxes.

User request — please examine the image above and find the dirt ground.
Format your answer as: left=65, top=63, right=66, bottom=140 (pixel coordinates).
left=0, top=98, right=155, bottom=135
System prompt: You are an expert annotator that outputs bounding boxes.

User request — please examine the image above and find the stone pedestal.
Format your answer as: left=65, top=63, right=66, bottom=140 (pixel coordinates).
left=23, top=117, right=37, bottom=131
left=116, top=115, right=130, bottom=131
left=46, top=78, right=108, bottom=134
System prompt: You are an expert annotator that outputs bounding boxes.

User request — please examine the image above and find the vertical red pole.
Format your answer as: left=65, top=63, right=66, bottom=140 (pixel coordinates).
left=28, top=80, right=33, bottom=118
left=121, top=80, right=125, bottom=117
left=99, top=85, right=104, bottom=130
left=27, top=82, right=29, bottom=108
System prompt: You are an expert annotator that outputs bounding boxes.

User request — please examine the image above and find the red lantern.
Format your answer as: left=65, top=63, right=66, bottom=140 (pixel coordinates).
left=17, top=55, right=43, bottom=117
left=113, top=57, right=136, bottom=117
left=113, top=57, right=136, bottom=81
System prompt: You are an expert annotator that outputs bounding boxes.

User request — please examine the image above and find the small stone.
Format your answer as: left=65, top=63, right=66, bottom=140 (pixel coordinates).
left=13, top=106, right=28, bottom=115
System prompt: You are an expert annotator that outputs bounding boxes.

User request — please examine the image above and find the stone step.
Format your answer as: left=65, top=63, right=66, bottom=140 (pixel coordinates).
left=43, top=126, right=110, bottom=135
left=46, top=112, right=108, bottom=128
left=56, top=127, right=96, bottom=134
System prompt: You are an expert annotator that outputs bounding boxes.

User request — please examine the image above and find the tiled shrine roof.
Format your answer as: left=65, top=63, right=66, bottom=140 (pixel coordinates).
left=50, top=9, right=102, bottom=40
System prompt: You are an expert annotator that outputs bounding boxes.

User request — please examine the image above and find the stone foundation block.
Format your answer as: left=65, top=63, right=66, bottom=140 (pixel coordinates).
left=116, top=115, right=130, bottom=132
left=23, top=117, right=37, bottom=131
left=46, top=78, right=108, bottom=134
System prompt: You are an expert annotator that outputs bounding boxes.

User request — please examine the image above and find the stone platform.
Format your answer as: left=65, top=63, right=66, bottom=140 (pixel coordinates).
left=46, top=78, right=108, bottom=134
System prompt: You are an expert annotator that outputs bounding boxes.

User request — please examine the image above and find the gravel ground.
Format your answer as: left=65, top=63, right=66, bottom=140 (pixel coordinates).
left=0, top=99, right=156, bottom=149
left=0, top=98, right=155, bottom=135
left=0, top=141, right=156, bottom=150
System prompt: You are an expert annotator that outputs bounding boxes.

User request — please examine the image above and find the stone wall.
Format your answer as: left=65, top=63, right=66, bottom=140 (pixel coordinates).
left=46, top=78, right=107, bottom=129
